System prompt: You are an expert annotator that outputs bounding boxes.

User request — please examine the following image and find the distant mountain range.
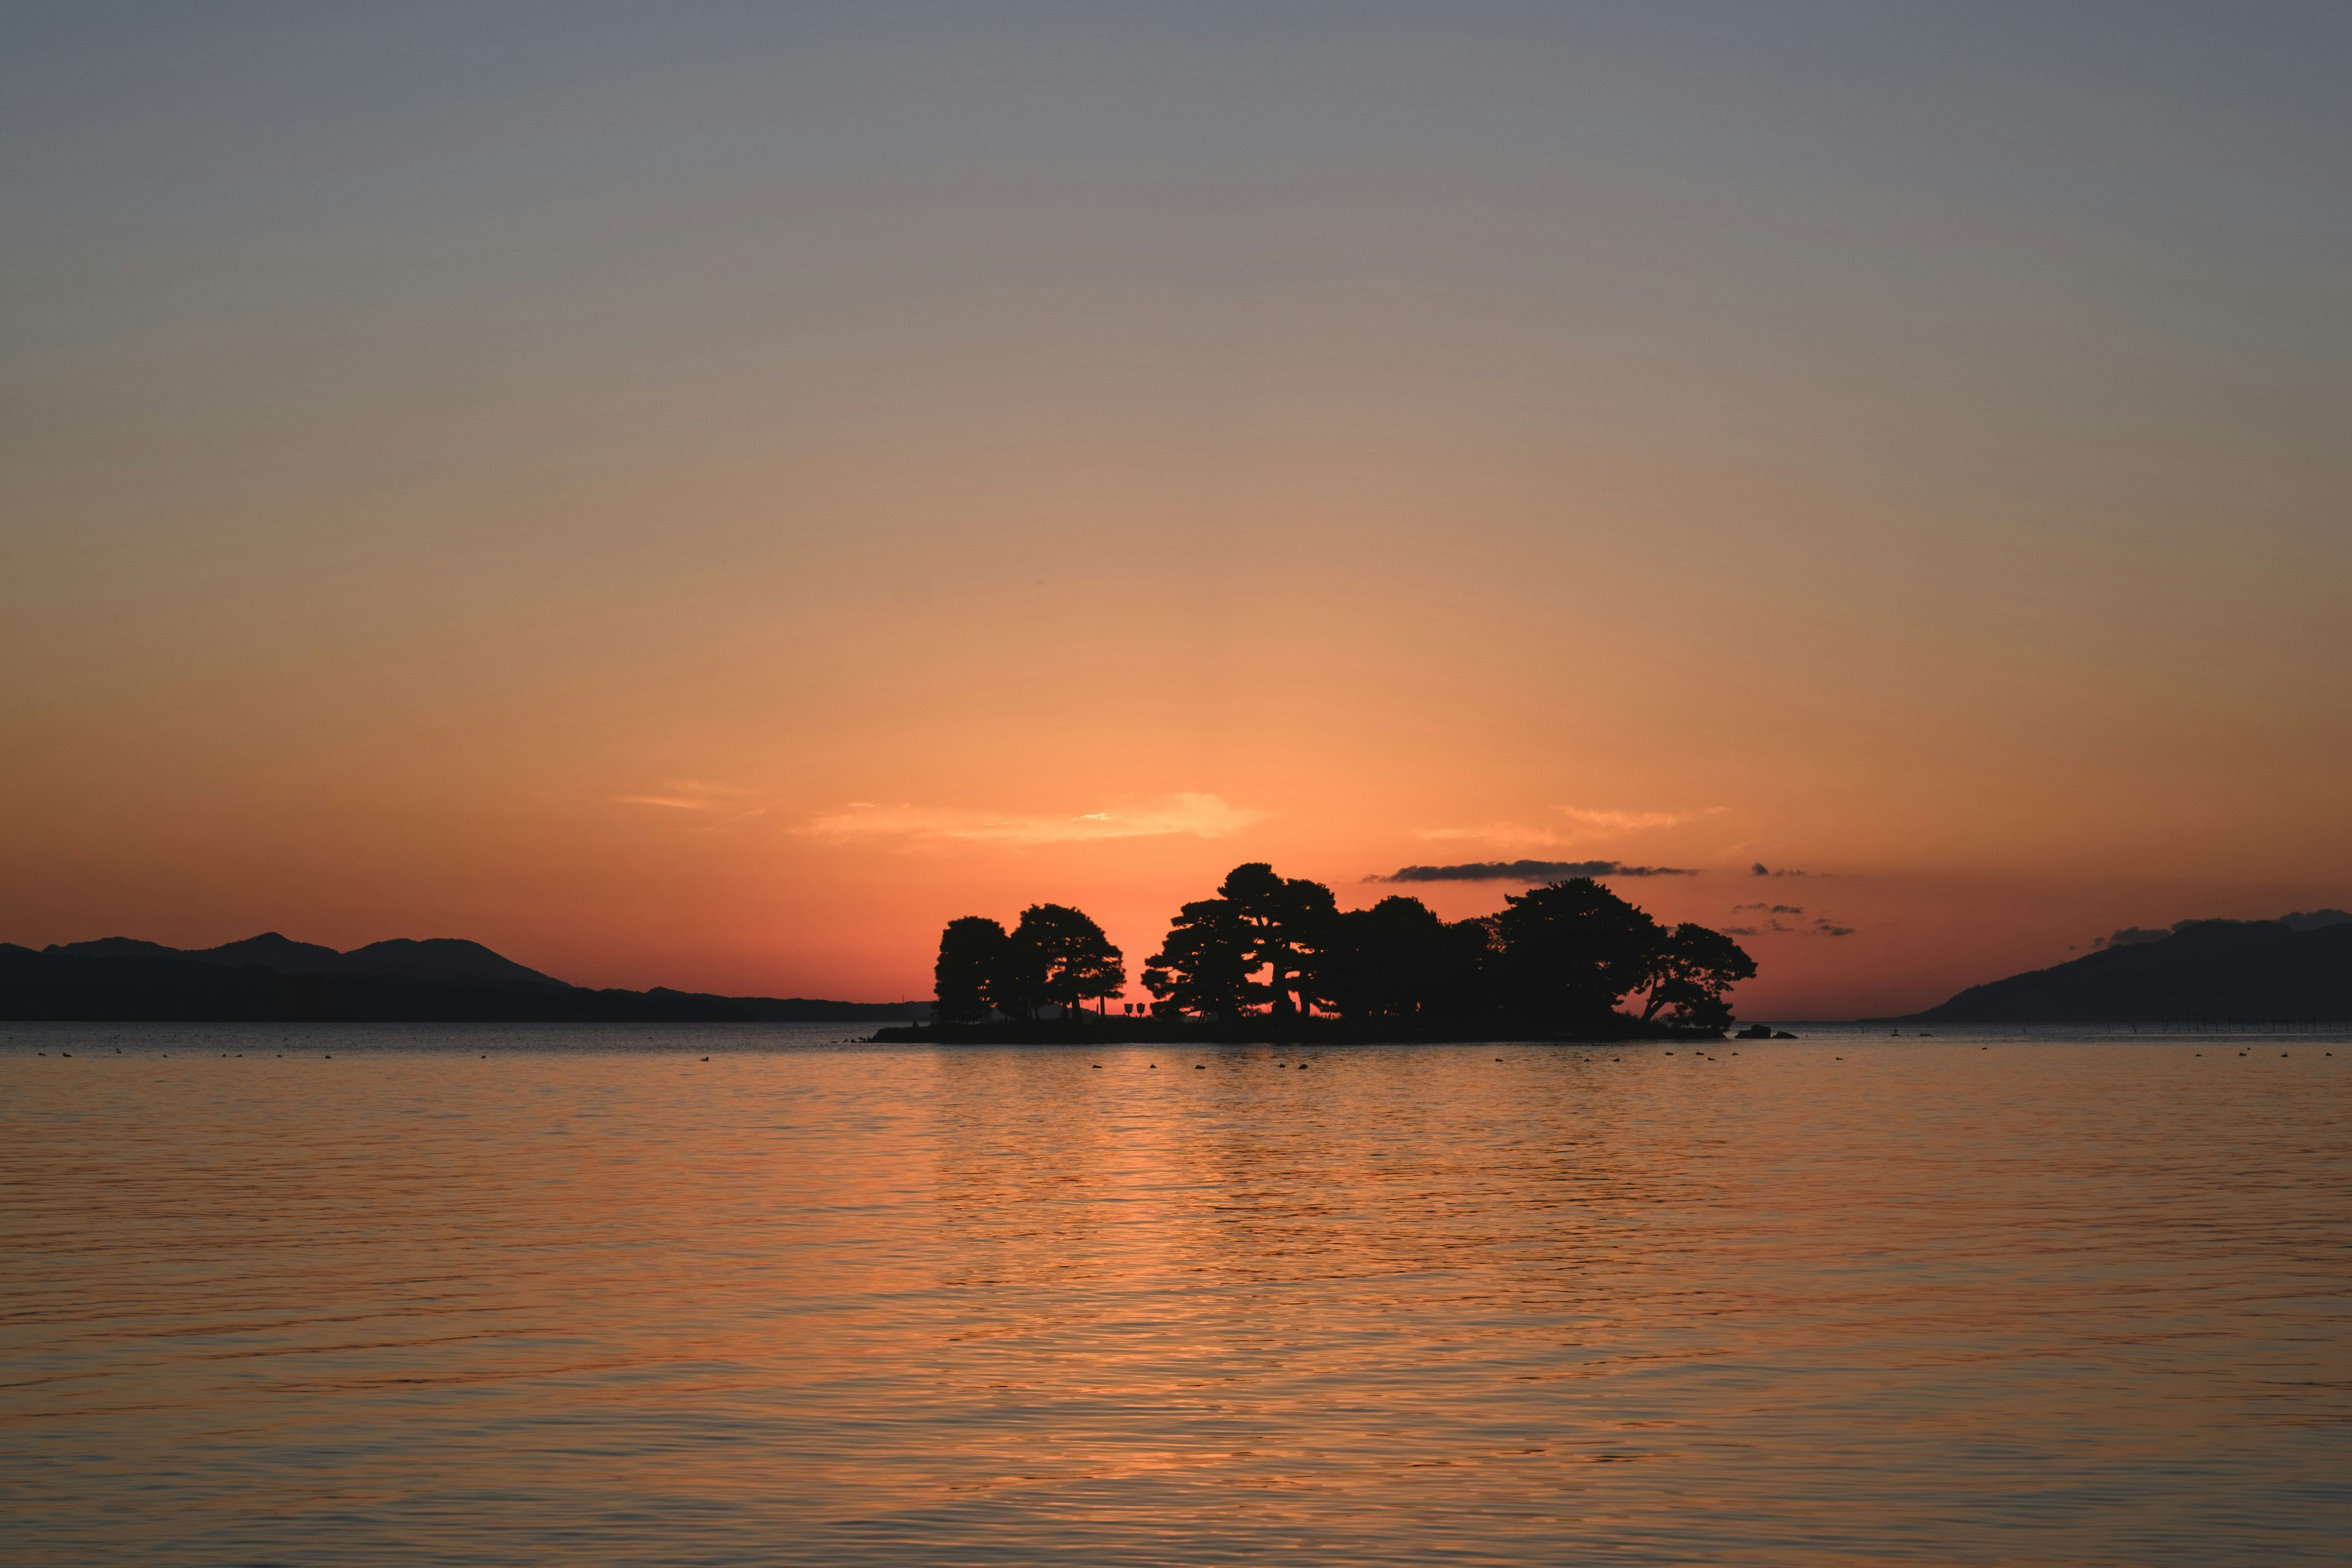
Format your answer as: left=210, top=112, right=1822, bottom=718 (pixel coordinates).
left=0, top=934, right=927, bottom=1024
left=39, top=932, right=568, bottom=987
left=1900, top=918, right=2352, bottom=1023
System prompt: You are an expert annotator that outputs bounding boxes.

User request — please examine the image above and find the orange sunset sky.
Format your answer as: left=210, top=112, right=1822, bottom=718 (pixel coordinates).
left=4, top=6, right=2348, bottom=1017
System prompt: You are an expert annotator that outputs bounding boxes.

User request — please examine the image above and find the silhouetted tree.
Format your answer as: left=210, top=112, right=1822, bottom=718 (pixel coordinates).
left=1319, top=896, right=1436, bottom=1020
left=987, top=925, right=1050, bottom=1020
left=1320, top=898, right=1506, bottom=1023
left=1125, top=867, right=1755, bottom=1035
left=1493, top=877, right=1662, bottom=1027
left=1142, top=897, right=1260, bottom=1019
left=1634, top=922, right=1757, bottom=1030
left=1012, top=903, right=1127, bottom=1016
left=933, top=916, right=1009, bottom=1024
left=1429, top=917, right=1504, bottom=1022
left=1216, top=862, right=1338, bottom=1016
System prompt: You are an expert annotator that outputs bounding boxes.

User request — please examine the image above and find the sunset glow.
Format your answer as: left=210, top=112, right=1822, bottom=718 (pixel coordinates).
left=4, top=7, right=2345, bottom=1017
left=7, top=12, right=2351, bottom=1567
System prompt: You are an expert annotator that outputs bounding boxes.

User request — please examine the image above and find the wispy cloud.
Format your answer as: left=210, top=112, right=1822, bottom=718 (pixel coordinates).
left=617, top=781, right=767, bottom=820
left=1371, top=859, right=1698, bottom=883
left=1751, top=862, right=1822, bottom=878
left=1419, top=804, right=1714, bottom=848
left=1558, top=806, right=1701, bottom=833
left=1416, top=820, right=1564, bottom=846
left=1734, top=903, right=1806, bottom=914
left=801, top=793, right=1264, bottom=846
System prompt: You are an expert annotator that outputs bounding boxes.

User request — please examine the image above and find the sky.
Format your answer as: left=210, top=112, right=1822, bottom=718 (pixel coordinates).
left=4, top=2, right=2348, bottom=1017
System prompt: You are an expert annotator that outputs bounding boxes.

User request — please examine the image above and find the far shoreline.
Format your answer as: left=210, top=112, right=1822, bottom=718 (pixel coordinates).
left=870, top=1015, right=1727, bottom=1047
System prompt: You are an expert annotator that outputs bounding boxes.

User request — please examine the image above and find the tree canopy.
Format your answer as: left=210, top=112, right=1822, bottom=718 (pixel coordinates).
left=1208, top=862, right=1336, bottom=1017
left=932, top=915, right=1008, bottom=1024
left=1140, top=897, right=1258, bottom=1019
left=1155, top=867, right=1753, bottom=1032
left=1015, top=903, right=1128, bottom=1014
left=1315, top=895, right=1496, bottom=1022
left=930, top=902, right=1126, bottom=1021
left=1631, top=922, right=1757, bottom=1031
left=1492, top=876, right=1664, bottom=1027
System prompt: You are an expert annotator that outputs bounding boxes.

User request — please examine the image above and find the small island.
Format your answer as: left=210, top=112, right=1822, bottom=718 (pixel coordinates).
left=876, top=863, right=1755, bottom=1045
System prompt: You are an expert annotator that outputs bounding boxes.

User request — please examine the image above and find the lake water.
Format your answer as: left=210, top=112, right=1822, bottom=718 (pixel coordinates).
left=3, top=1021, right=2347, bottom=1566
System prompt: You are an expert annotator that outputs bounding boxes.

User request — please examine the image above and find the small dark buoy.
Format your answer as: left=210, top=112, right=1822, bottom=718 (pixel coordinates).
left=701, top=1056, right=710, bottom=1061
left=1149, top=1063, right=1156, bottom=1069
left=1194, top=1064, right=1204, bottom=1069
left=1298, top=1063, right=1308, bottom=1069
left=1091, top=1064, right=1101, bottom=1069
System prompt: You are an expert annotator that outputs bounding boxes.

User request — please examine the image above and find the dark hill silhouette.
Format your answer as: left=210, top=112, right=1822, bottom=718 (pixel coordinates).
left=183, top=932, right=350, bottom=973
left=1899, top=919, right=2352, bottom=1023
left=44, top=932, right=567, bottom=987
left=342, top=938, right=568, bottom=987
left=4, top=935, right=926, bottom=1023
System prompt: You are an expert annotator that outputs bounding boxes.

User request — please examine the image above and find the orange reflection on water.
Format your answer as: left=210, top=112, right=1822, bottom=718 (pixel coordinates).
left=2, top=1025, right=2347, bottom=1564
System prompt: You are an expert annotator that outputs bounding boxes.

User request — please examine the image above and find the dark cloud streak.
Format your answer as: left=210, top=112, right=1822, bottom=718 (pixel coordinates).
left=1372, top=859, right=1698, bottom=884
left=1727, top=914, right=1855, bottom=938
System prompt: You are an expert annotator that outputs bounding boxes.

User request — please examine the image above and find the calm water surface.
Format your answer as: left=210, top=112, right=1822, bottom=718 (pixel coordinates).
left=2, top=1022, right=2347, bottom=1565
